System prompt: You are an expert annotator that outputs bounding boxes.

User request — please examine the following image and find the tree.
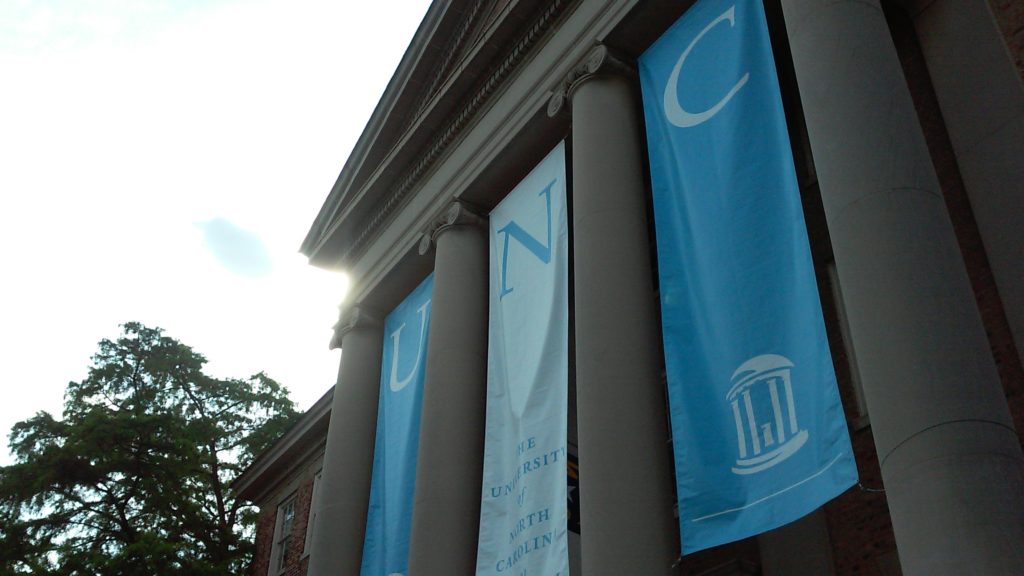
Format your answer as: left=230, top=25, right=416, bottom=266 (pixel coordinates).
left=0, top=322, right=299, bottom=575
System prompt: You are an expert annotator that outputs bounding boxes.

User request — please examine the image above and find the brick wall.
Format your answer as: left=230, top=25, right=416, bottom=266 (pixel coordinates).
left=251, top=505, right=276, bottom=576
left=250, top=475, right=316, bottom=576
left=990, top=0, right=1024, bottom=78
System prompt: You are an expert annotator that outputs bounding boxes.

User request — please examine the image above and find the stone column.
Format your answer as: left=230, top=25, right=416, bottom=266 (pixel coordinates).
left=407, top=202, right=489, bottom=575
left=898, top=0, right=1024, bottom=363
left=780, top=0, right=1024, bottom=573
left=549, top=45, right=678, bottom=575
left=307, top=306, right=384, bottom=576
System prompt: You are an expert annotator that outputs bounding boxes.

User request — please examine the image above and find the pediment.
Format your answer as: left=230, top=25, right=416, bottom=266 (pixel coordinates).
left=301, top=0, right=565, bottom=270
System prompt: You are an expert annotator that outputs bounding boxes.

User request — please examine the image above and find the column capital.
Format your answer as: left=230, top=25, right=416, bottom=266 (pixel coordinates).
left=329, top=304, right=382, bottom=350
left=548, top=44, right=635, bottom=118
left=418, top=200, right=487, bottom=255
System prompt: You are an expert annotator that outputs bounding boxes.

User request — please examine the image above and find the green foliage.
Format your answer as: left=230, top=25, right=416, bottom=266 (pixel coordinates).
left=0, top=323, right=299, bottom=575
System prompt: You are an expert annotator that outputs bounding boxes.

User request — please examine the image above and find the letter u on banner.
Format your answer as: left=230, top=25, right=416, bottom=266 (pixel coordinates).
left=638, top=0, right=857, bottom=554
left=361, top=274, right=433, bottom=576
left=476, top=142, right=569, bottom=576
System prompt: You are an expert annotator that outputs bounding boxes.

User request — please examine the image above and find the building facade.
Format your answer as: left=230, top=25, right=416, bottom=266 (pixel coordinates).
left=235, top=0, right=1024, bottom=574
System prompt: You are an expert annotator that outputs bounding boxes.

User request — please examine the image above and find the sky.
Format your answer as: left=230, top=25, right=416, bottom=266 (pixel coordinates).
left=0, top=0, right=432, bottom=463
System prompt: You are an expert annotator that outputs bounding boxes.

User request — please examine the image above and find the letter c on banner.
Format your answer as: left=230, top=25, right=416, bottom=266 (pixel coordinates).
left=663, top=5, right=749, bottom=128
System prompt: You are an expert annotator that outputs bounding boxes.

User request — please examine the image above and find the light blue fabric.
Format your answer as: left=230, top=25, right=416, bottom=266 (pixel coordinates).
left=476, top=142, right=569, bottom=576
left=639, top=0, right=857, bottom=554
left=360, top=274, right=433, bottom=576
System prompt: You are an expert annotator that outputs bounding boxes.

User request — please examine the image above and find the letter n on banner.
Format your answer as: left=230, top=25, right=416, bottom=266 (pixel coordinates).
left=638, top=0, right=857, bottom=554
left=361, top=274, right=433, bottom=576
left=476, top=142, right=569, bottom=576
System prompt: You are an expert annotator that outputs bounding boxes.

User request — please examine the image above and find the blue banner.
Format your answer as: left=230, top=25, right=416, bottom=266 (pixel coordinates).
left=639, top=0, right=857, bottom=553
left=361, top=274, right=433, bottom=576
left=476, top=142, right=569, bottom=576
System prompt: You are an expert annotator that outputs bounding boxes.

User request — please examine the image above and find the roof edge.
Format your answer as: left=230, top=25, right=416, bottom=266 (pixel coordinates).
left=300, top=0, right=457, bottom=260
left=233, top=385, right=335, bottom=502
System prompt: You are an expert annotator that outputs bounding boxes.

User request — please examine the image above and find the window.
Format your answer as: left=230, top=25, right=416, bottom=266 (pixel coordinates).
left=269, top=494, right=297, bottom=575
left=303, top=470, right=323, bottom=556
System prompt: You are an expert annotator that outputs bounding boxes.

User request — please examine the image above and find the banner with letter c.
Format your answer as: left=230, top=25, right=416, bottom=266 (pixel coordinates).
left=476, top=142, right=569, bottom=576
left=361, top=274, right=433, bottom=576
left=639, top=0, right=857, bottom=553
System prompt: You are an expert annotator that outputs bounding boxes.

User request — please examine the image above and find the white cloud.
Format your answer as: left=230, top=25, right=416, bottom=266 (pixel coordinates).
left=197, top=217, right=274, bottom=277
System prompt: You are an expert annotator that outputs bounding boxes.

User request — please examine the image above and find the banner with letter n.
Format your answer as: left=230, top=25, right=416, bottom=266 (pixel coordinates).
left=638, top=0, right=857, bottom=554
left=361, top=274, right=433, bottom=576
left=476, top=142, right=569, bottom=576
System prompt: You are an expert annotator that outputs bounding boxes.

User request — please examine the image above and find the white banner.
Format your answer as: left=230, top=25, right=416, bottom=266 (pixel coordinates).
left=476, top=142, right=569, bottom=576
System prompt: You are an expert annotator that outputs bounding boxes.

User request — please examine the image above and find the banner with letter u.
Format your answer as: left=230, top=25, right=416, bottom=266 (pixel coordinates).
left=476, top=142, right=569, bottom=576
left=361, top=274, right=433, bottom=576
left=639, top=0, right=857, bottom=553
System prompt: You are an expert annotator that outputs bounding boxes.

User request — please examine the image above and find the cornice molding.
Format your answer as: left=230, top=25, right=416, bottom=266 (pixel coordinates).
left=341, top=0, right=571, bottom=266
left=406, top=1, right=490, bottom=128
left=328, top=304, right=382, bottom=350
left=418, top=200, right=487, bottom=255
left=547, top=44, right=634, bottom=117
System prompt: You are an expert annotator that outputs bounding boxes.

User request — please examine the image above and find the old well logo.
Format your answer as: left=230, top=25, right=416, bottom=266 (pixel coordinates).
left=727, top=354, right=807, bottom=475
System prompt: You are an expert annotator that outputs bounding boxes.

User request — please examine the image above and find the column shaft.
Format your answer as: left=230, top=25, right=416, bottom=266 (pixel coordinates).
left=903, top=0, right=1024, bottom=363
left=408, top=213, right=489, bottom=574
left=567, top=52, right=678, bottom=575
left=307, top=312, right=384, bottom=576
left=780, top=0, right=1024, bottom=572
